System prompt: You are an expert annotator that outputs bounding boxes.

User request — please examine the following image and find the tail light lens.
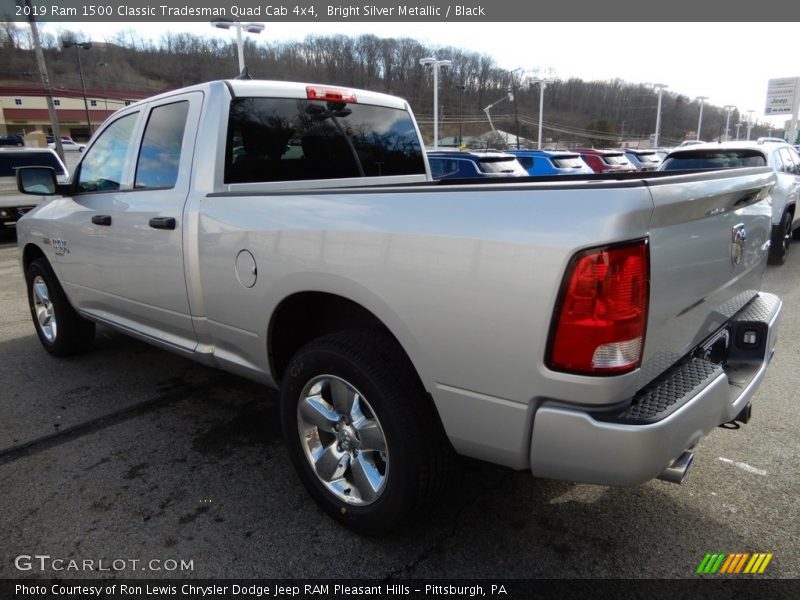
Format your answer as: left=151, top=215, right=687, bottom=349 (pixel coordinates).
left=306, top=86, right=357, bottom=103
left=547, top=239, right=649, bottom=375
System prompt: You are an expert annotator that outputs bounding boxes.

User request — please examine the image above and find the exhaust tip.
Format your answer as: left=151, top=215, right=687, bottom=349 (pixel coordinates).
left=658, top=451, right=694, bottom=485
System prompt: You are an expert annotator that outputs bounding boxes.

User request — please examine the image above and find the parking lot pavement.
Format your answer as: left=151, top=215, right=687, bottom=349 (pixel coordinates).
left=1, top=227, right=798, bottom=579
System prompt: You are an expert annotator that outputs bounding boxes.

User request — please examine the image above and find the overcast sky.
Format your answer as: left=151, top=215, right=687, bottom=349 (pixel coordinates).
left=41, top=21, right=799, bottom=127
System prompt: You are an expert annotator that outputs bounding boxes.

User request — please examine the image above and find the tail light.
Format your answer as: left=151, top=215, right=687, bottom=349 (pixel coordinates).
left=547, top=239, right=649, bottom=375
left=306, top=86, right=357, bottom=103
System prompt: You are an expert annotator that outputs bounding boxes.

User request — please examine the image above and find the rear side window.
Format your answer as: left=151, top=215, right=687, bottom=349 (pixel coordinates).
left=77, top=112, right=138, bottom=193
left=661, top=150, right=767, bottom=171
left=0, top=152, right=66, bottom=177
left=516, top=156, right=534, bottom=169
left=225, top=97, right=425, bottom=183
left=135, top=101, right=189, bottom=189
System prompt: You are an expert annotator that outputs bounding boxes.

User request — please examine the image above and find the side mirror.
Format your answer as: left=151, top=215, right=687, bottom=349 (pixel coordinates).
left=17, top=167, right=57, bottom=196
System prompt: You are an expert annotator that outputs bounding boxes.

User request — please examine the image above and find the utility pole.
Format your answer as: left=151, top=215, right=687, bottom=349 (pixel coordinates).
left=25, top=0, right=64, bottom=160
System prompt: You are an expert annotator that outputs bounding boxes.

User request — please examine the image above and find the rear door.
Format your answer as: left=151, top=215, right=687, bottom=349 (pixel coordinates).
left=108, top=92, right=203, bottom=350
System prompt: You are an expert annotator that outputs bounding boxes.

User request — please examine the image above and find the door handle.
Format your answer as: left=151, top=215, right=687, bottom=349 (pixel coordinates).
left=149, top=216, right=176, bottom=230
left=91, top=215, right=112, bottom=226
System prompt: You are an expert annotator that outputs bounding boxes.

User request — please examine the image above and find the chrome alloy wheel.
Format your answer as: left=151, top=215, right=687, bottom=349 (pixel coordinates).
left=297, top=375, right=389, bottom=505
left=32, top=275, right=57, bottom=343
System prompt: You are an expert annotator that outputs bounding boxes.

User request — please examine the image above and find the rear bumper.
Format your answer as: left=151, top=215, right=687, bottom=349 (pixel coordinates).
left=529, top=292, right=782, bottom=486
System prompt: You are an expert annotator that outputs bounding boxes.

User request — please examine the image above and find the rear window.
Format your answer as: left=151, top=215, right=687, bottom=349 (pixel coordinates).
left=552, top=156, right=585, bottom=169
left=477, top=157, right=528, bottom=175
left=225, top=97, right=425, bottom=183
left=661, top=149, right=767, bottom=171
left=0, top=152, right=66, bottom=177
left=603, top=154, right=629, bottom=165
left=635, top=153, right=661, bottom=164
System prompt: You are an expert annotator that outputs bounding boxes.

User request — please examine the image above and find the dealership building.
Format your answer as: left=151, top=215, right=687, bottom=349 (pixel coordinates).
left=0, top=85, right=153, bottom=140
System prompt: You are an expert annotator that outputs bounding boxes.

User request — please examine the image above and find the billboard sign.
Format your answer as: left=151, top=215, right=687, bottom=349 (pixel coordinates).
left=765, top=77, right=800, bottom=115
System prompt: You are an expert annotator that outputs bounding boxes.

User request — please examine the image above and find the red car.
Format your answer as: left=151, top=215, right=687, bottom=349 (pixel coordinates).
left=572, top=148, right=637, bottom=174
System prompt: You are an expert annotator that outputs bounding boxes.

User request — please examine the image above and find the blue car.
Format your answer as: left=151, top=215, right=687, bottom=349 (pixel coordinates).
left=427, top=150, right=528, bottom=180
left=506, top=149, right=593, bottom=176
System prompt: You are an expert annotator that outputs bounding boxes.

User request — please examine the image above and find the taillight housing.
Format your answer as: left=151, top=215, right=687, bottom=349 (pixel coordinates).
left=306, top=85, right=357, bottom=103
left=546, top=239, right=650, bottom=375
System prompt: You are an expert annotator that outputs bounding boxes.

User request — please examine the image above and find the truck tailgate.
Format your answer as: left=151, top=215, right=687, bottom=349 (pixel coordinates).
left=637, top=167, right=775, bottom=387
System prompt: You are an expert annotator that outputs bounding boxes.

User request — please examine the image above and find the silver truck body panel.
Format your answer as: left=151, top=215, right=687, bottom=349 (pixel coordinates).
left=16, top=80, right=781, bottom=477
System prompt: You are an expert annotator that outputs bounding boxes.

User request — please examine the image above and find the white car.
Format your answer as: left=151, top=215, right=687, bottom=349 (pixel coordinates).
left=48, top=139, right=85, bottom=152
left=660, top=141, right=800, bottom=264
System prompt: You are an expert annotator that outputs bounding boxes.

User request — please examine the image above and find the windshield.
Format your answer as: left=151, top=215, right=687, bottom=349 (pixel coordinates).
left=552, top=156, right=586, bottom=169
left=478, top=156, right=528, bottom=175
left=225, top=97, right=425, bottom=183
left=661, top=149, right=767, bottom=171
left=0, top=152, right=66, bottom=177
left=603, top=154, right=629, bottom=165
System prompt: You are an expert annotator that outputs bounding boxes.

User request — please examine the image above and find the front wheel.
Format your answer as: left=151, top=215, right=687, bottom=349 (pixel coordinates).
left=768, top=211, right=793, bottom=265
left=25, top=258, right=95, bottom=356
left=280, top=331, right=450, bottom=535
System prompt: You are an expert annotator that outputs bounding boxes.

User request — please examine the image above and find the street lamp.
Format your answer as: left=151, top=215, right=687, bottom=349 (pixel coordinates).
left=483, top=90, right=513, bottom=137
left=419, top=57, right=452, bottom=149
left=695, top=96, right=708, bottom=141
left=735, top=122, right=743, bottom=140
left=530, top=68, right=556, bottom=149
left=652, top=83, right=668, bottom=147
left=723, top=105, right=736, bottom=141
left=746, top=109, right=755, bottom=140
left=212, top=19, right=264, bottom=75
left=62, top=39, right=93, bottom=136
left=456, top=83, right=466, bottom=145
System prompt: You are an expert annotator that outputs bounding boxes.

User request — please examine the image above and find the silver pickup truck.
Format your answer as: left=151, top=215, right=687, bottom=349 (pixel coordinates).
left=15, top=80, right=782, bottom=534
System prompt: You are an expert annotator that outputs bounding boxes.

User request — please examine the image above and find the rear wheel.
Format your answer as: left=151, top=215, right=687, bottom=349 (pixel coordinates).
left=25, top=258, right=95, bottom=356
left=280, top=331, right=450, bottom=535
left=768, top=211, right=792, bottom=265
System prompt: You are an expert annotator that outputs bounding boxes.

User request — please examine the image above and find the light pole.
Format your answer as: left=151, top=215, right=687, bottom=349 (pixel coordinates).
left=530, top=69, right=556, bottom=149
left=695, top=96, right=708, bottom=141
left=735, top=122, right=742, bottom=140
left=652, top=83, right=668, bottom=147
left=212, top=19, right=264, bottom=75
left=746, top=110, right=755, bottom=140
left=723, top=105, right=736, bottom=141
left=62, top=39, right=93, bottom=136
left=419, top=57, right=452, bottom=149
left=456, top=83, right=466, bottom=145
left=482, top=90, right=513, bottom=138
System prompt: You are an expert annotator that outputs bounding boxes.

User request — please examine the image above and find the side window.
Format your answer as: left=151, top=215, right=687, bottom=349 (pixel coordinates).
left=517, top=156, right=533, bottom=169
left=77, top=113, right=138, bottom=193
left=134, top=101, right=190, bottom=190
left=779, top=148, right=798, bottom=175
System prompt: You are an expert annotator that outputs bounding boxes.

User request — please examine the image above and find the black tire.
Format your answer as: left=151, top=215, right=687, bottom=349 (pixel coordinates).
left=768, top=211, right=792, bottom=265
left=25, top=257, right=95, bottom=356
left=280, top=331, right=450, bottom=535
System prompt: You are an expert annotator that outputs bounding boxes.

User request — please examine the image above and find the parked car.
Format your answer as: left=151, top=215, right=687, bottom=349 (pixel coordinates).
left=427, top=149, right=528, bottom=180
left=0, top=134, right=24, bottom=147
left=0, top=148, right=68, bottom=227
left=14, top=79, right=782, bottom=534
left=507, top=149, right=593, bottom=176
left=659, top=141, right=800, bottom=264
left=572, top=148, right=636, bottom=173
left=618, top=148, right=663, bottom=171
left=48, top=137, right=85, bottom=152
